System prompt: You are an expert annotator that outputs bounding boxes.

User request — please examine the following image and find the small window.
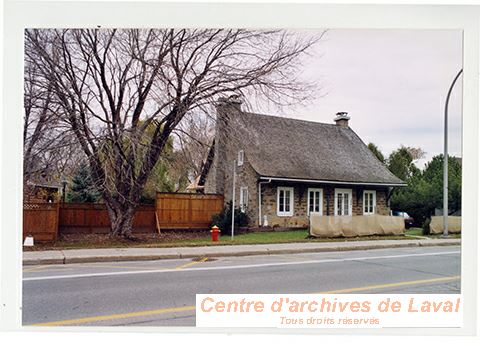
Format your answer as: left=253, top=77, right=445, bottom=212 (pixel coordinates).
left=277, top=187, right=294, bottom=217
left=237, top=150, right=244, bottom=166
left=239, top=187, right=248, bottom=213
left=307, top=188, right=323, bottom=216
left=363, top=190, right=376, bottom=215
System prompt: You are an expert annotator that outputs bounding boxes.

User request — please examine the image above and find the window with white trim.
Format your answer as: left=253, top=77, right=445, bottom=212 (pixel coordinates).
left=237, top=150, right=244, bottom=166
left=277, top=187, right=294, bottom=216
left=334, top=188, right=352, bottom=216
left=239, top=186, right=248, bottom=213
left=307, top=188, right=323, bottom=216
left=363, top=190, right=376, bottom=215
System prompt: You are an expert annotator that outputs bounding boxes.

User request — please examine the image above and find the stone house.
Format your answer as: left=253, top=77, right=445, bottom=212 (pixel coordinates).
left=201, top=96, right=406, bottom=228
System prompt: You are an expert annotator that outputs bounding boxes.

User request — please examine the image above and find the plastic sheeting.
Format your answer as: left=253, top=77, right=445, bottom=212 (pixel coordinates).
left=309, top=214, right=405, bottom=238
left=429, top=216, right=461, bottom=234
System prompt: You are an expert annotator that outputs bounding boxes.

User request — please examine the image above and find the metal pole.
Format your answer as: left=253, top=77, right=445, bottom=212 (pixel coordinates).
left=443, top=69, right=463, bottom=237
left=231, top=160, right=236, bottom=240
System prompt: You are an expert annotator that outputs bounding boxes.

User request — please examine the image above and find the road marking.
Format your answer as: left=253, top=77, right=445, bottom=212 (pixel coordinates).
left=29, top=275, right=460, bottom=326
left=30, top=305, right=196, bottom=327
left=69, top=263, right=175, bottom=271
left=23, top=265, right=53, bottom=273
left=174, top=257, right=208, bottom=270
left=23, top=268, right=74, bottom=273
left=317, top=275, right=461, bottom=294
left=23, top=250, right=460, bottom=282
left=276, top=254, right=314, bottom=262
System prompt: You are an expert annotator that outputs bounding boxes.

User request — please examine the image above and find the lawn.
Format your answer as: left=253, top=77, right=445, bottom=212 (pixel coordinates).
left=25, top=229, right=428, bottom=251
left=405, top=227, right=461, bottom=239
left=405, top=228, right=424, bottom=236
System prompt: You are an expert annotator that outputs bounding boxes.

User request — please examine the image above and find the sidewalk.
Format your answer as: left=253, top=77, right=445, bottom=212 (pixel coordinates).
left=23, top=238, right=461, bottom=265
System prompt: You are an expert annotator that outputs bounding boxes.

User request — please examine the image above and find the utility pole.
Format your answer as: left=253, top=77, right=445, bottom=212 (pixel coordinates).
left=443, top=68, right=463, bottom=237
left=231, top=160, right=236, bottom=240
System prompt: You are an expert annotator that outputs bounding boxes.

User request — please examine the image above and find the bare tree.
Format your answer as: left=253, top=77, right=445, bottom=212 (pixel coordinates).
left=24, top=59, right=81, bottom=188
left=173, top=112, right=215, bottom=181
left=25, top=28, right=322, bottom=238
left=405, top=146, right=426, bottom=162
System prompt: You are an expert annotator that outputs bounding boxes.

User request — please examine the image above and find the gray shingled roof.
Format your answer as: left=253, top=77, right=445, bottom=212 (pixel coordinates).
left=229, top=111, right=406, bottom=186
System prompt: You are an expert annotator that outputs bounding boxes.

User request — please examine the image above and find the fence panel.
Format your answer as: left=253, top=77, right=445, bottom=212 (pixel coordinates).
left=24, top=194, right=222, bottom=242
left=156, top=193, right=223, bottom=230
left=23, top=203, right=59, bottom=242
left=59, top=203, right=156, bottom=234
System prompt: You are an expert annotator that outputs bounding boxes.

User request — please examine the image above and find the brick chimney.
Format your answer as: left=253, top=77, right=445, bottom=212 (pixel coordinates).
left=334, top=112, right=350, bottom=127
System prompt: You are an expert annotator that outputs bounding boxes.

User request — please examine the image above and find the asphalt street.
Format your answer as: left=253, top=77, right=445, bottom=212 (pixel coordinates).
left=22, top=245, right=461, bottom=327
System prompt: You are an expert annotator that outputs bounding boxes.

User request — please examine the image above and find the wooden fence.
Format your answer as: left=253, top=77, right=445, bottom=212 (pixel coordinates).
left=59, top=203, right=156, bottom=234
left=23, top=203, right=60, bottom=242
left=156, top=193, right=224, bottom=230
left=23, top=193, right=224, bottom=241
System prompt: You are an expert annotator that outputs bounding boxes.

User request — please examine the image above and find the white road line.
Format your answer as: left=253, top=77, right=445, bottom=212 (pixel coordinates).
left=23, top=250, right=460, bottom=282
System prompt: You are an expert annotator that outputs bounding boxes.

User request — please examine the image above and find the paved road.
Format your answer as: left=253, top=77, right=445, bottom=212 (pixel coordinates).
left=22, top=245, right=461, bottom=327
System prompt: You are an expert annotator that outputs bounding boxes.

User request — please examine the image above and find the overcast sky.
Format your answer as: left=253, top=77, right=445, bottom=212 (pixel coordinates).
left=285, top=29, right=463, bottom=168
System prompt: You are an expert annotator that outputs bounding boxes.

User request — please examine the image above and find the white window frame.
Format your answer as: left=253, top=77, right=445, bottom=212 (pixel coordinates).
left=239, top=186, right=248, bottom=213
left=237, top=150, right=244, bottom=166
left=363, top=190, right=377, bottom=215
left=277, top=187, right=294, bottom=217
left=307, top=188, right=323, bottom=216
left=334, top=188, right=353, bottom=216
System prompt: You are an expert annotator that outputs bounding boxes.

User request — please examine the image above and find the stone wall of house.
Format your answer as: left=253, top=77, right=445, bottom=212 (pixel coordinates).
left=204, top=118, right=224, bottom=195
left=260, top=183, right=391, bottom=228
left=375, top=189, right=390, bottom=215
left=223, top=158, right=259, bottom=227
left=204, top=101, right=260, bottom=226
left=325, top=186, right=390, bottom=216
left=204, top=100, right=242, bottom=196
left=203, top=169, right=216, bottom=194
left=261, top=182, right=309, bottom=228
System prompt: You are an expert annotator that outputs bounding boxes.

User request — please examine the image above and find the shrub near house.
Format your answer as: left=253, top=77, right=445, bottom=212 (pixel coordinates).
left=212, top=202, right=249, bottom=236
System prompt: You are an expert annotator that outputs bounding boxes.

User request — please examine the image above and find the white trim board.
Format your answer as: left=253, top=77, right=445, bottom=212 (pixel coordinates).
left=259, top=176, right=406, bottom=187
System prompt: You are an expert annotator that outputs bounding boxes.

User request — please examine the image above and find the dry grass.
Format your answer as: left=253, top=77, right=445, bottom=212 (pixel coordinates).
left=22, top=229, right=437, bottom=251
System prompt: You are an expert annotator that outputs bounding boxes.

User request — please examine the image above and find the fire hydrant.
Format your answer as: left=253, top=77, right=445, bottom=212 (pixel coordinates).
left=210, top=225, right=220, bottom=242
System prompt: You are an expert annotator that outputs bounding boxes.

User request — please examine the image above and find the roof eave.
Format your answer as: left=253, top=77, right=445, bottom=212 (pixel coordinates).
left=259, top=176, right=407, bottom=187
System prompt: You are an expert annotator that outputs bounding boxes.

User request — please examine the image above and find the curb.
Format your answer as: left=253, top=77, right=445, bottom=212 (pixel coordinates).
left=22, top=240, right=460, bottom=266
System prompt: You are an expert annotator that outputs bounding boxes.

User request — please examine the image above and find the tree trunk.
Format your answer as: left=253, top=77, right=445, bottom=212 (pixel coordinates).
left=105, top=201, right=136, bottom=239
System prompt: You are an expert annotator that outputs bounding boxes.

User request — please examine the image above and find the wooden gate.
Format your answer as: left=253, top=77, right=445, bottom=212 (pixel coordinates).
left=156, top=193, right=224, bottom=230
left=23, top=203, right=60, bottom=242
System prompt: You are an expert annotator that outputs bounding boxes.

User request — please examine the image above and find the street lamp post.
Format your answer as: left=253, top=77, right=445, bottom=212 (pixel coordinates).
left=443, top=68, right=462, bottom=237
left=231, top=160, right=236, bottom=241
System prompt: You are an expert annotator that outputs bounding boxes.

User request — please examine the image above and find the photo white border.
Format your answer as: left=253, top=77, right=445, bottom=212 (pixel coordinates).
left=1, top=0, right=478, bottom=339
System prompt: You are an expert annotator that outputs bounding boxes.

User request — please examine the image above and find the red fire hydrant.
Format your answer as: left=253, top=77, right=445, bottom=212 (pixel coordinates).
left=211, top=225, right=220, bottom=242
